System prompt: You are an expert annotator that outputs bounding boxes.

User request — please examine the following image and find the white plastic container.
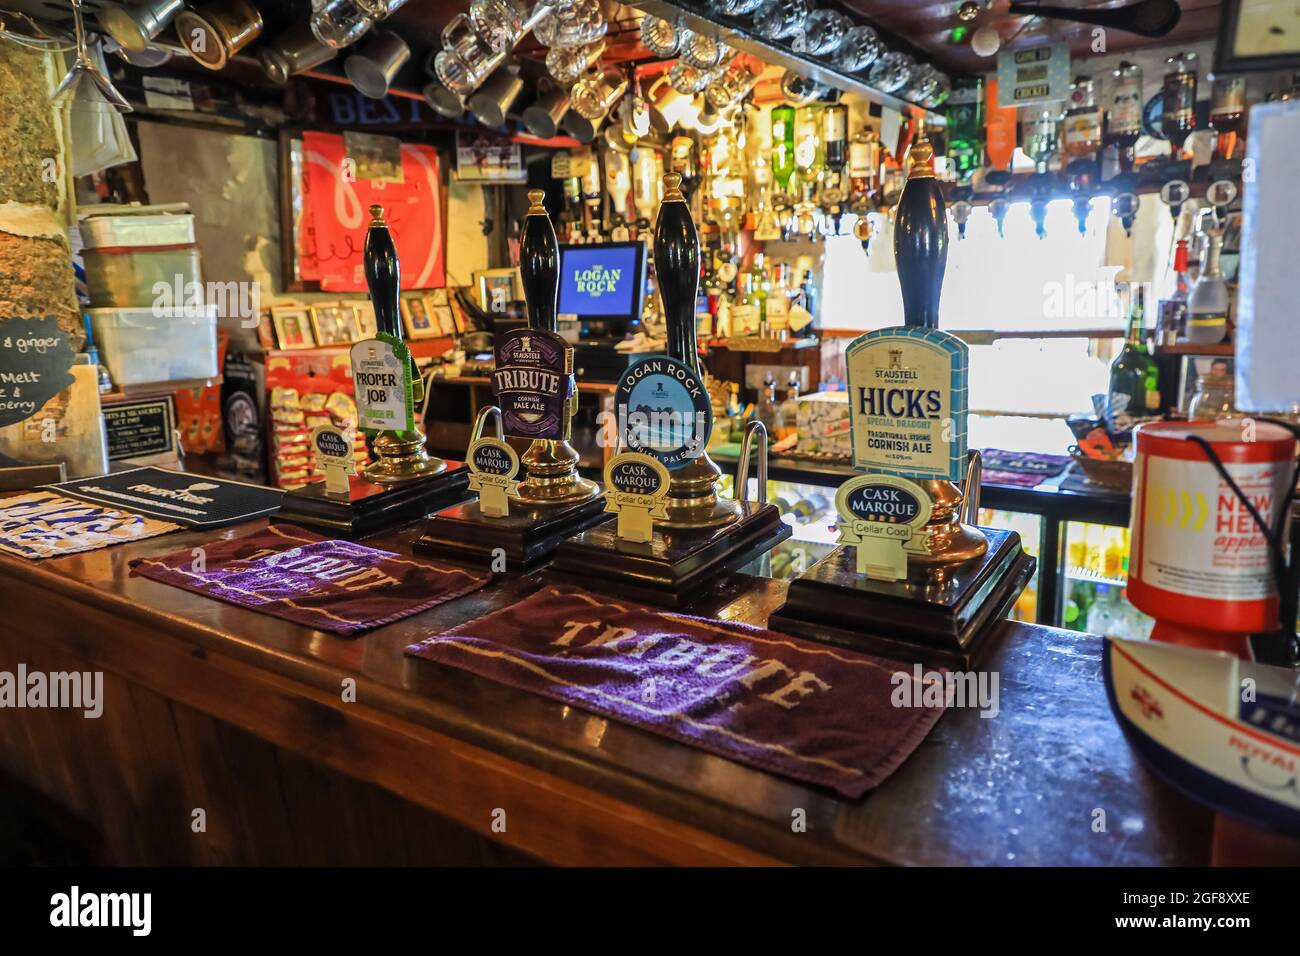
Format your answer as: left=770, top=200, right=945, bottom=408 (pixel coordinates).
left=87, top=305, right=219, bottom=386
left=80, top=213, right=197, bottom=248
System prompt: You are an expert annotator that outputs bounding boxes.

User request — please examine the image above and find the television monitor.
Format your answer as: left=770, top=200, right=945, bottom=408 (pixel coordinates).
left=556, top=242, right=647, bottom=341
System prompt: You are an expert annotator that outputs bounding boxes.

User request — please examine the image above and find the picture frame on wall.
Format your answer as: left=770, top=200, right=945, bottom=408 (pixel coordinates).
left=271, top=306, right=317, bottom=350
left=309, top=304, right=354, bottom=347
left=426, top=288, right=457, bottom=337
left=447, top=287, right=474, bottom=335
left=400, top=290, right=439, bottom=340
left=353, top=300, right=378, bottom=339
left=473, top=268, right=520, bottom=315
left=1216, top=0, right=1300, bottom=73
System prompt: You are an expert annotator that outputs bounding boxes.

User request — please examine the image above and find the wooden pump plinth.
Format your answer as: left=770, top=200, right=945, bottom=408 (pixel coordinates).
left=550, top=175, right=789, bottom=606
left=416, top=192, right=608, bottom=568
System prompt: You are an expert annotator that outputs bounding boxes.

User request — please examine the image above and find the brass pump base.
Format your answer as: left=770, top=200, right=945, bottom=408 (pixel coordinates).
left=909, top=478, right=988, bottom=567
left=514, top=439, right=600, bottom=507
left=363, top=430, right=447, bottom=485
left=659, top=451, right=742, bottom=531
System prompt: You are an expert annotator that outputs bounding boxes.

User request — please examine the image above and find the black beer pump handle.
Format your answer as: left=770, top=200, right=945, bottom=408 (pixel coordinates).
left=364, top=204, right=402, bottom=340
left=653, top=173, right=701, bottom=372
left=892, top=139, right=948, bottom=329
left=519, top=189, right=559, bottom=333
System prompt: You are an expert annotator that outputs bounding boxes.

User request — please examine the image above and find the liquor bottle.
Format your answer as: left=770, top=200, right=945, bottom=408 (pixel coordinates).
left=1187, top=226, right=1228, bottom=345
left=799, top=269, right=817, bottom=322
left=848, top=126, right=879, bottom=208
left=1155, top=239, right=1190, bottom=345
left=793, top=104, right=825, bottom=201
left=778, top=371, right=800, bottom=440
left=1105, top=285, right=1160, bottom=434
left=985, top=78, right=1017, bottom=172
left=749, top=252, right=769, bottom=334
left=671, top=134, right=700, bottom=198
left=821, top=103, right=848, bottom=211
left=1107, top=61, right=1143, bottom=172
left=1209, top=74, right=1247, bottom=161
left=756, top=375, right=782, bottom=435
left=770, top=103, right=796, bottom=196
left=946, top=77, right=984, bottom=183
left=1062, top=75, right=1104, bottom=165
left=1161, top=52, right=1198, bottom=154
left=1021, top=107, right=1060, bottom=173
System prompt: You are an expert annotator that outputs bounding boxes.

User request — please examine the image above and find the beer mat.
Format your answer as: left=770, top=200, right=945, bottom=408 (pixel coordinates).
left=130, top=524, right=490, bottom=635
left=43, top=466, right=284, bottom=529
left=0, top=491, right=181, bottom=560
left=980, top=449, right=1071, bottom=488
left=405, top=585, right=947, bottom=798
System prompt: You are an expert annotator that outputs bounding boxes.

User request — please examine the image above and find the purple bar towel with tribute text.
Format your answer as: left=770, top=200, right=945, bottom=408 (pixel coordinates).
left=131, top=524, right=490, bottom=635
left=405, top=585, right=947, bottom=798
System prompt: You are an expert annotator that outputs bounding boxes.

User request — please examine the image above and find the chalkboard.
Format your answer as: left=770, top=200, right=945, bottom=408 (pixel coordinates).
left=103, top=397, right=177, bottom=462
left=0, top=315, right=77, bottom=429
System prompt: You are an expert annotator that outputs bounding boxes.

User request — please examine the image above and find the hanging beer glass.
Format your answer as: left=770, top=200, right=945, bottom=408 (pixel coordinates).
left=835, top=24, right=882, bottom=72
left=791, top=9, right=849, bottom=56
left=535, top=0, right=606, bottom=48
left=681, top=28, right=728, bottom=70
left=705, top=60, right=757, bottom=111
left=546, top=38, right=604, bottom=86
left=470, top=0, right=550, bottom=53
left=866, top=51, right=914, bottom=94
left=779, top=69, right=830, bottom=105
left=758, top=0, right=810, bottom=41
left=571, top=65, right=627, bottom=119
left=669, top=59, right=711, bottom=95
left=354, top=0, right=410, bottom=18
left=639, top=14, right=681, bottom=57
left=310, top=0, right=373, bottom=49
left=435, top=13, right=505, bottom=95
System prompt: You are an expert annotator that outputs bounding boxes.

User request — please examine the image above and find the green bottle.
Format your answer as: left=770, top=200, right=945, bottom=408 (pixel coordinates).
left=770, top=104, right=796, bottom=194
left=1105, top=285, right=1160, bottom=434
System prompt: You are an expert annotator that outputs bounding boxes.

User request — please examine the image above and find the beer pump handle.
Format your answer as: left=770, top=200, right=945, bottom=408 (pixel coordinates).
left=520, top=189, right=560, bottom=333
left=653, top=172, right=701, bottom=372
left=893, top=138, right=948, bottom=329
left=364, top=204, right=403, bottom=340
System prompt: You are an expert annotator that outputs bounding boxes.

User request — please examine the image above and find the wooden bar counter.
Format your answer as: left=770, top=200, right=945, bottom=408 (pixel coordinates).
left=0, top=516, right=1212, bottom=866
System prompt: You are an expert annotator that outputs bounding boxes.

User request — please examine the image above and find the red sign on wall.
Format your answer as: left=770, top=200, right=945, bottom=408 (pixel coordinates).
left=300, top=131, right=445, bottom=291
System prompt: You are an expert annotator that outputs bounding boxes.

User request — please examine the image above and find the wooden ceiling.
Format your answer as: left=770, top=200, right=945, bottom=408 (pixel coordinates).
left=838, top=0, right=1223, bottom=73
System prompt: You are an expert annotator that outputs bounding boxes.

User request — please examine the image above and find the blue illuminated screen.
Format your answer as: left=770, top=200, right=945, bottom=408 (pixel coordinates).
left=558, top=245, right=641, bottom=318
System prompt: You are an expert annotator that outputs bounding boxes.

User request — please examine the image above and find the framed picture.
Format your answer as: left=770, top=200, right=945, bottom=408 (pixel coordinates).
left=271, top=306, right=316, bottom=350
left=353, top=300, right=378, bottom=339
left=473, top=268, right=520, bottom=315
left=447, top=287, right=473, bottom=334
left=400, top=290, right=439, bottom=340
left=309, top=304, right=354, bottom=347
left=1216, top=0, right=1300, bottom=73
left=256, top=310, right=277, bottom=350
left=454, top=130, right=526, bottom=183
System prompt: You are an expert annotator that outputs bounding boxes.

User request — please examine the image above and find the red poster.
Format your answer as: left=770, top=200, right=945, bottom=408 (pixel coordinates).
left=300, top=131, right=445, bottom=291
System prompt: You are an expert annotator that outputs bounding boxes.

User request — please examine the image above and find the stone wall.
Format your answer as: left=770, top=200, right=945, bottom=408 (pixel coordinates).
left=0, top=44, right=81, bottom=348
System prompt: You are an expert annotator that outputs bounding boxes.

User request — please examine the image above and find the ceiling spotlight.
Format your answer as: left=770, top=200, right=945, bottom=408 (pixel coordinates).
left=971, top=24, right=1000, bottom=57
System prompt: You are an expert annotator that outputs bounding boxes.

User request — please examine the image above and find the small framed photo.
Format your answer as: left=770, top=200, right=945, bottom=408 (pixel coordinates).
left=424, top=290, right=456, bottom=336
left=473, top=268, right=519, bottom=315
left=353, top=300, right=377, bottom=340
left=271, top=306, right=316, bottom=350
left=447, top=287, right=473, bottom=334
left=401, top=290, right=438, bottom=340
left=1217, top=0, right=1300, bottom=73
left=309, top=304, right=354, bottom=347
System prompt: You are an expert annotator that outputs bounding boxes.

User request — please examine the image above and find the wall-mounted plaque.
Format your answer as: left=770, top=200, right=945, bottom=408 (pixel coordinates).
left=103, top=396, right=178, bottom=465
